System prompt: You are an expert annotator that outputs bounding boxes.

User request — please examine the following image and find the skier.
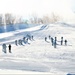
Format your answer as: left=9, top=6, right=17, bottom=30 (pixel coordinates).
left=64, top=40, right=67, bottom=46
left=2, top=43, right=7, bottom=53
left=8, top=44, right=11, bottom=53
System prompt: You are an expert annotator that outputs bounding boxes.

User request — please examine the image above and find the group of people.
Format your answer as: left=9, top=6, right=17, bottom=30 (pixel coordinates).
left=15, top=35, right=34, bottom=46
left=2, top=44, right=11, bottom=53
left=2, top=34, right=68, bottom=53
left=45, top=35, right=68, bottom=48
left=2, top=34, right=34, bottom=53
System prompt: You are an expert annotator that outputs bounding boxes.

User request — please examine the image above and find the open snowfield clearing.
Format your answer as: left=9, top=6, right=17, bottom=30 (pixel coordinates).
left=0, top=23, right=75, bottom=75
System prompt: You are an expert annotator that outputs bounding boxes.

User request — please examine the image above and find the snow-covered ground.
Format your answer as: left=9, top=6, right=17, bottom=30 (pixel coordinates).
left=0, top=23, right=75, bottom=75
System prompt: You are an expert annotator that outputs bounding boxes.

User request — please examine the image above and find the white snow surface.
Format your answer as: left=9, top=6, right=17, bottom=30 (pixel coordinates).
left=0, top=23, right=75, bottom=75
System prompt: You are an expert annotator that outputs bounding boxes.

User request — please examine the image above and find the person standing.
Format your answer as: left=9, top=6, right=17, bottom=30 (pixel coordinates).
left=54, top=37, right=57, bottom=48
left=31, top=36, right=34, bottom=40
left=54, top=41, right=56, bottom=48
left=2, top=43, right=7, bottom=53
left=15, top=40, right=18, bottom=46
left=18, top=39, right=23, bottom=45
left=64, top=40, right=67, bottom=46
left=61, top=37, right=63, bottom=45
left=45, top=37, right=47, bottom=41
left=26, top=38, right=28, bottom=44
left=8, top=44, right=11, bottom=53
left=51, top=37, right=54, bottom=46
left=61, top=40, right=63, bottom=45
left=49, top=35, right=51, bottom=39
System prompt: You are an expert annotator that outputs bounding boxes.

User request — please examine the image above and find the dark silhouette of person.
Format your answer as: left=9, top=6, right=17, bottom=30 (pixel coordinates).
left=61, top=37, right=63, bottom=40
left=8, top=44, right=11, bottom=53
left=61, top=37, right=63, bottom=45
left=64, top=40, right=67, bottom=46
left=54, top=41, right=56, bottom=48
left=55, top=37, right=57, bottom=41
left=15, top=40, right=18, bottom=46
left=31, top=36, right=34, bottom=40
left=45, top=37, right=47, bottom=41
left=23, top=37, right=26, bottom=44
left=49, top=35, right=51, bottom=39
left=18, top=39, right=23, bottom=45
left=2, top=43, right=7, bottom=53
left=23, top=37, right=26, bottom=41
left=61, top=40, right=63, bottom=45
left=51, top=37, right=54, bottom=46
left=53, top=37, right=57, bottom=48
left=26, top=34, right=31, bottom=40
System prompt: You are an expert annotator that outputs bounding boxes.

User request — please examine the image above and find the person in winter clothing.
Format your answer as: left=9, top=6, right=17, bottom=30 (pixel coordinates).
left=61, top=37, right=63, bottom=40
left=26, top=38, right=28, bottom=43
left=15, top=40, right=18, bottom=46
left=51, top=37, right=54, bottom=46
left=54, top=41, right=56, bottom=48
left=45, top=37, right=47, bottom=41
left=23, top=37, right=26, bottom=44
left=55, top=37, right=57, bottom=41
left=26, top=34, right=31, bottom=40
left=64, top=40, right=67, bottom=46
left=49, top=35, right=51, bottom=39
left=61, top=37, right=63, bottom=45
left=18, top=39, right=23, bottom=45
left=2, top=43, right=7, bottom=53
left=53, top=37, right=57, bottom=48
left=61, top=40, right=63, bottom=45
left=31, top=36, right=34, bottom=40
left=8, top=44, right=11, bottom=53
left=23, top=37, right=26, bottom=41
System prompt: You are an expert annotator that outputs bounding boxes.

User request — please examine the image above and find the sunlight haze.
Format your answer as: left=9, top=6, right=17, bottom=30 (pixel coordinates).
left=0, top=0, right=74, bottom=21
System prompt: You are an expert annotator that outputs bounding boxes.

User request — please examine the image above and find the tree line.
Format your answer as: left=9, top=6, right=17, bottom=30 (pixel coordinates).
left=0, top=13, right=61, bottom=26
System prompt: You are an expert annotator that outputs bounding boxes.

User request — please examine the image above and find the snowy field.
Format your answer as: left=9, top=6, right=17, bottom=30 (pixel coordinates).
left=0, top=23, right=75, bottom=75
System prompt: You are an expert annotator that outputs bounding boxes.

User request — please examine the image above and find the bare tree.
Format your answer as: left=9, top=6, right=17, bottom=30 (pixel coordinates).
left=41, top=13, right=61, bottom=24
left=5, top=13, right=16, bottom=25
left=42, top=15, right=50, bottom=24
left=0, top=14, right=3, bottom=25
left=50, top=13, right=61, bottom=23
left=29, top=13, right=39, bottom=24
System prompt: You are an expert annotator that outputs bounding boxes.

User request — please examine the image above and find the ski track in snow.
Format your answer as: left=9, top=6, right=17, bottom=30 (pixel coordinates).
left=0, top=23, right=75, bottom=74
